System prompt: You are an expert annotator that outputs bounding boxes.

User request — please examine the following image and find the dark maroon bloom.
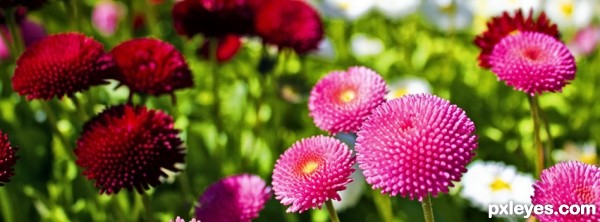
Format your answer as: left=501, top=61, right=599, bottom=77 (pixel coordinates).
left=172, top=0, right=265, bottom=38
left=110, top=38, right=193, bottom=96
left=12, top=33, right=114, bottom=100
left=198, top=34, right=242, bottom=62
left=474, top=9, right=560, bottom=69
left=254, top=0, right=323, bottom=54
left=0, top=130, right=18, bottom=186
left=75, top=105, right=185, bottom=194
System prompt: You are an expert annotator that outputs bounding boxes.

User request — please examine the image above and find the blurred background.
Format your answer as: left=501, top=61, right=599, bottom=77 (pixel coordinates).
left=0, top=0, right=599, bottom=221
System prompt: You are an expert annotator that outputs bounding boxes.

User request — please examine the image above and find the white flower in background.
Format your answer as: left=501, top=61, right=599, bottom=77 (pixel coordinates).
left=461, top=161, right=535, bottom=214
left=422, top=0, right=473, bottom=32
left=374, top=0, right=421, bottom=20
left=385, top=77, right=432, bottom=100
left=545, top=0, right=593, bottom=30
left=312, top=38, right=336, bottom=60
left=332, top=164, right=364, bottom=211
left=322, top=0, right=375, bottom=20
left=553, top=141, right=597, bottom=165
left=485, top=0, right=541, bottom=17
left=350, top=34, right=384, bottom=57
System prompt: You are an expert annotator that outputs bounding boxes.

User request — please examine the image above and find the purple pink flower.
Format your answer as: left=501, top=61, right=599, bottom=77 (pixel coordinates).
left=272, top=135, right=355, bottom=213
left=355, top=94, right=478, bottom=201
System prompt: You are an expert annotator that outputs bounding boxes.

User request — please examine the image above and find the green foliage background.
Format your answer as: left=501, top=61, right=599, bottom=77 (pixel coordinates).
left=0, top=0, right=598, bottom=221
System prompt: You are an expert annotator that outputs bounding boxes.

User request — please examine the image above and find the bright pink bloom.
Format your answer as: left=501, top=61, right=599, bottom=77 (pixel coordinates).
left=75, top=105, right=185, bottom=194
left=92, top=0, right=125, bottom=36
left=532, top=162, right=600, bottom=222
left=110, top=38, right=193, bottom=96
left=308, top=66, right=387, bottom=134
left=12, top=33, right=114, bottom=100
left=356, top=94, right=478, bottom=201
left=489, top=32, right=576, bottom=95
left=0, top=130, right=18, bottom=186
left=195, top=174, right=271, bottom=222
left=272, top=135, right=355, bottom=213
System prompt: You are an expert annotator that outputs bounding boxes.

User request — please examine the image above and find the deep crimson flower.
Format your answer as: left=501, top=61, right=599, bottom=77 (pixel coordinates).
left=272, top=135, right=355, bottom=213
left=195, top=174, right=271, bottom=222
left=12, top=33, right=113, bottom=100
left=0, top=130, right=18, bottom=186
left=110, top=38, right=193, bottom=96
left=489, top=31, right=576, bottom=95
left=75, top=105, right=185, bottom=194
left=531, top=162, right=600, bottom=222
left=197, top=34, right=242, bottom=62
left=475, top=9, right=560, bottom=69
left=356, top=94, right=478, bottom=201
left=254, top=0, right=324, bottom=54
left=308, top=66, right=387, bottom=134
left=172, top=0, right=265, bottom=38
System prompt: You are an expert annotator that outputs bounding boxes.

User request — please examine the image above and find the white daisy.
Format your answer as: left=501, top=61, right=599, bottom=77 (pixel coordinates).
left=385, top=77, right=432, bottom=100
left=486, top=0, right=541, bottom=17
left=322, top=0, right=375, bottom=20
left=312, top=38, right=336, bottom=60
left=553, top=141, right=597, bottom=165
left=422, top=0, right=473, bottom=32
left=332, top=164, right=364, bottom=211
left=350, top=34, right=384, bottom=57
left=460, top=161, right=535, bottom=214
left=545, top=0, right=593, bottom=30
left=374, top=0, right=421, bottom=20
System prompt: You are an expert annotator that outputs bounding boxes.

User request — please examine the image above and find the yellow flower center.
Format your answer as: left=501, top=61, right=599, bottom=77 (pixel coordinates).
left=338, top=2, right=350, bottom=10
left=339, top=89, right=356, bottom=103
left=490, top=178, right=511, bottom=192
left=391, top=88, right=408, bottom=99
left=561, top=2, right=574, bottom=16
left=581, top=154, right=597, bottom=165
left=439, top=3, right=457, bottom=15
left=508, top=30, right=520, bottom=36
left=302, top=161, right=320, bottom=175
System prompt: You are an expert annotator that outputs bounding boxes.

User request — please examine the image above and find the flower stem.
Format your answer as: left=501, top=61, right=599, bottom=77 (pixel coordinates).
left=535, top=96, right=553, bottom=167
left=372, top=189, right=394, bottom=222
left=140, top=193, right=154, bottom=222
left=325, top=199, right=340, bottom=222
left=40, top=102, right=75, bottom=161
left=528, top=95, right=545, bottom=175
left=0, top=188, right=15, bottom=222
left=5, top=7, right=24, bottom=60
left=422, top=194, right=435, bottom=222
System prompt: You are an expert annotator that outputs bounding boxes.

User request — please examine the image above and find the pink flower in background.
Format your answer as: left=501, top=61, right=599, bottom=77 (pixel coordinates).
left=0, top=30, right=9, bottom=60
left=195, top=174, right=271, bottom=222
left=92, top=0, right=126, bottom=36
left=20, top=19, right=46, bottom=46
left=531, top=161, right=600, bottom=221
left=489, top=31, right=576, bottom=95
left=569, top=26, right=600, bottom=56
left=272, top=135, right=355, bottom=213
left=308, top=66, right=387, bottom=134
left=356, top=94, right=478, bottom=201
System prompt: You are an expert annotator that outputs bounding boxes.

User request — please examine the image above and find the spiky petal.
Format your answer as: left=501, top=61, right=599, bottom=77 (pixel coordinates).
left=0, top=131, right=17, bottom=186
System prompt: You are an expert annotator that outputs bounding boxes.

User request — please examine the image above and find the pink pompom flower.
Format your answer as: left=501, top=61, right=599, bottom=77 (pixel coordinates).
left=308, top=66, right=387, bottom=134
left=356, top=94, right=478, bottom=201
left=92, top=0, right=126, bottom=36
left=195, top=174, right=271, bottom=222
left=489, top=31, right=576, bottom=95
left=272, top=135, right=355, bottom=213
left=531, top=161, right=600, bottom=222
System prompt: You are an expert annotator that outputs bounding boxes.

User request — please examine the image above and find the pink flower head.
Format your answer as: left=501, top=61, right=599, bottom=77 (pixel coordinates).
left=532, top=162, right=600, bottom=221
left=489, top=31, right=576, bottom=96
left=355, top=94, right=478, bottom=201
left=569, top=26, right=600, bottom=56
left=195, top=174, right=271, bottom=222
left=272, top=135, right=355, bottom=213
left=308, top=66, right=387, bottom=134
left=92, top=0, right=126, bottom=36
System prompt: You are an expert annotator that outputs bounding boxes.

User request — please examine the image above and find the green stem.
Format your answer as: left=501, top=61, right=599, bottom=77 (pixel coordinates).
left=5, top=7, right=24, bottom=60
left=372, top=189, right=394, bottom=222
left=70, top=96, right=88, bottom=122
left=528, top=95, right=545, bottom=176
left=421, top=194, right=435, bottom=222
left=40, top=102, right=76, bottom=161
left=0, top=188, right=15, bottom=222
left=69, top=0, right=80, bottom=30
left=140, top=193, right=154, bottom=222
left=535, top=96, right=553, bottom=167
left=141, top=0, right=160, bottom=37
left=325, top=200, right=340, bottom=222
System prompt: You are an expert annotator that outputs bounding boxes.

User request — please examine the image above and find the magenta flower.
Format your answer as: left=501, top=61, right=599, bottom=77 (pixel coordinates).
left=92, top=0, right=125, bottom=36
left=272, top=135, right=355, bottom=213
left=489, top=31, right=576, bottom=96
left=356, top=94, right=478, bottom=201
left=532, top=162, right=600, bottom=221
left=308, top=66, right=387, bottom=134
left=195, top=174, right=271, bottom=222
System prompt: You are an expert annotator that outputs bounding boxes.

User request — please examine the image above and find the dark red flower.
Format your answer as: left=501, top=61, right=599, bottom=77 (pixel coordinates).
left=172, top=0, right=265, bottom=38
left=474, top=9, right=560, bottom=69
left=254, top=0, right=323, bottom=54
left=110, top=38, right=193, bottom=96
left=12, top=33, right=114, bottom=100
left=0, top=130, right=18, bottom=186
left=75, top=105, right=185, bottom=194
left=197, top=34, right=242, bottom=62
